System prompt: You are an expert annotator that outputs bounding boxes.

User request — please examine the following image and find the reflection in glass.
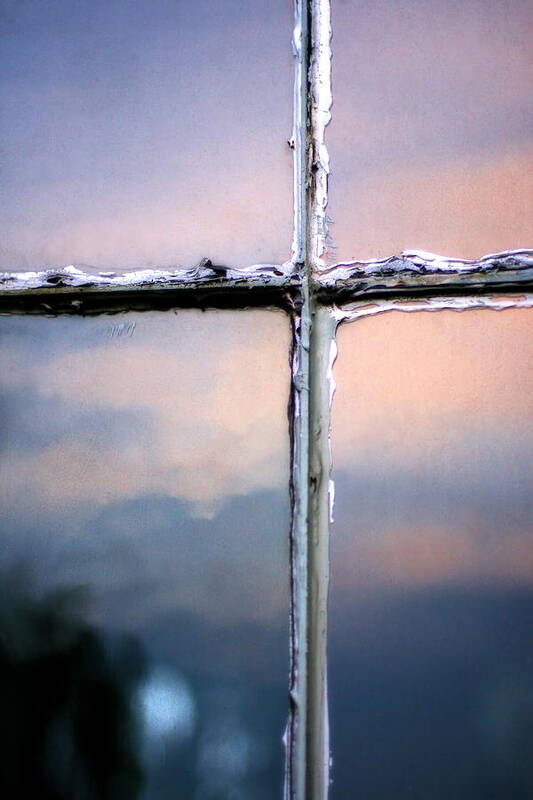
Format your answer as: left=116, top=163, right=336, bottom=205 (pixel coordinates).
left=330, top=308, right=533, bottom=798
left=0, top=0, right=292, bottom=270
left=0, top=310, right=290, bottom=799
left=328, top=0, right=533, bottom=261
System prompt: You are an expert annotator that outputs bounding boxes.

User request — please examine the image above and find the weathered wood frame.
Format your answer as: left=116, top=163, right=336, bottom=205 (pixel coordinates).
left=1, top=1, right=532, bottom=798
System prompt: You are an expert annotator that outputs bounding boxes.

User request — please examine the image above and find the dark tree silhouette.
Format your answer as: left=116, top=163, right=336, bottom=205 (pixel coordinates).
left=0, top=569, right=147, bottom=799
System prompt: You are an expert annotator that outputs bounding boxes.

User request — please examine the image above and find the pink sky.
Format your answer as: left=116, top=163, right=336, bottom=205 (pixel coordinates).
left=328, top=0, right=533, bottom=260
left=2, top=0, right=531, bottom=270
left=332, top=307, right=533, bottom=589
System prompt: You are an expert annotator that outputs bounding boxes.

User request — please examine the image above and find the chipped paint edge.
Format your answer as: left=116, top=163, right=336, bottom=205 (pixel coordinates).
left=304, top=2, right=333, bottom=797
left=2, top=251, right=530, bottom=300
left=286, top=1, right=334, bottom=795
left=318, top=249, right=533, bottom=295
left=0, top=262, right=295, bottom=294
left=291, top=0, right=308, bottom=267
left=325, top=247, right=533, bottom=274
left=308, top=0, right=332, bottom=268
left=286, top=297, right=310, bottom=800
left=334, top=292, right=533, bottom=323
left=285, top=2, right=311, bottom=799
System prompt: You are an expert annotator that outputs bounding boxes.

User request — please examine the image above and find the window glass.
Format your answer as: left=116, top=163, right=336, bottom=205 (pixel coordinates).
left=328, top=0, right=533, bottom=261
left=330, top=308, right=533, bottom=798
left=0, top=0, right=292, bottom=270
left=0, top=310, right=290, bottom=799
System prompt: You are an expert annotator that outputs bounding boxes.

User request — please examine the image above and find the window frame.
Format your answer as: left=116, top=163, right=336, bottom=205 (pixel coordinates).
left=0, top=1, right=532, bottom=798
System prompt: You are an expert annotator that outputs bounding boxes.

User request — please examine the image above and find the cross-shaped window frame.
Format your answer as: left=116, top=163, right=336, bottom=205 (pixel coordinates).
left=1, top=1, right=532, bottom=797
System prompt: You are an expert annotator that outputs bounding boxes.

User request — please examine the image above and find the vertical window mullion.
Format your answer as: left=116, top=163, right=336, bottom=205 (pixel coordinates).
left=287, top=1, right=333, bottom=798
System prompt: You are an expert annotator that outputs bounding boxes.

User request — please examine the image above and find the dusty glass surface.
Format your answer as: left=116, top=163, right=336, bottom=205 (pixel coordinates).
left=330, top=308, right=533, bottom=799
left=328, top=0, right=533, bottom=262
left=0, top=310, right=290, bottom=799
left=0, top=0, right=292, bottom=271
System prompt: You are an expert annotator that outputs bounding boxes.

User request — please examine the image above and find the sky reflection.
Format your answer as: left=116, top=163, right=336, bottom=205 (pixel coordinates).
left=328, top=0, right=533, bottom=260
left=0, top=0, right=292, bottom=270
left=0, top=310, right=290, bottom=799
left=330, top=307, right=533, bottom=799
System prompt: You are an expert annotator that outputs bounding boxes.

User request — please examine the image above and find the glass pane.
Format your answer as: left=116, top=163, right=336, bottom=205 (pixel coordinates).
left=328, top=0, right=533, bottom=262
left=0, top=310, right=290, bottom=799
left=330, top=308, right=533, bottom=798
left=0, top=1, right=292, bottom=270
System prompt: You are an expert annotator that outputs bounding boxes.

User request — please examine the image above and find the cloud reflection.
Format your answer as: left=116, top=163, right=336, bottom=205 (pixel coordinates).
left=0, top=311, right=290, bottom=513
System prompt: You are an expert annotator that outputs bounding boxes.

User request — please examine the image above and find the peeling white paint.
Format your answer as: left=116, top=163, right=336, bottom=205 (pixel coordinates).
left=326, top=335, right=337, bottom=526
left=1, top=250, right=531, bottom=300
left=404, top=248, right=533, bottom=266
left=291, top=0, right=307, bottom=266
left=287, top=2, right=334, bottom=795
left=320, top=249, right=533, bottom=286
left=285, top=3, right=311, bottom=798
left=308, top=0, right=332, bottom=268
left=334, top=293, right=533, bottom=324
left=286, top=308, right=310, bottom=800
left=328, top=478, right=335, bottom=524
left=0, top=261, right=294, bottom=293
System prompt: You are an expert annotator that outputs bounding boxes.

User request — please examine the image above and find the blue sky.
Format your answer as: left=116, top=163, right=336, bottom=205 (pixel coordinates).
left=0, top=0, right=293, bottom=269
